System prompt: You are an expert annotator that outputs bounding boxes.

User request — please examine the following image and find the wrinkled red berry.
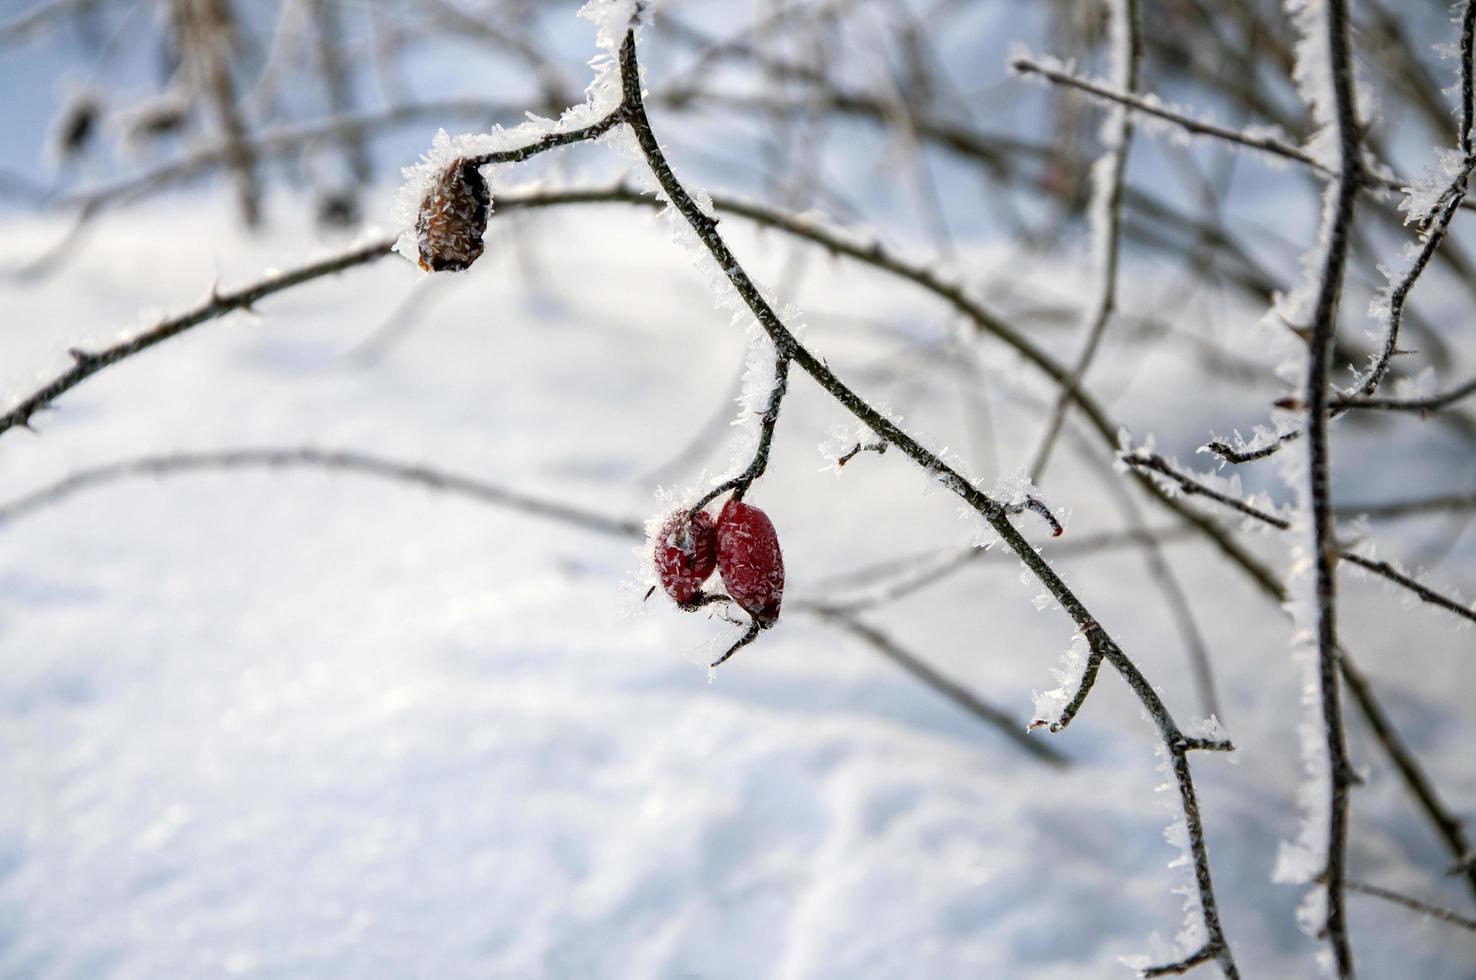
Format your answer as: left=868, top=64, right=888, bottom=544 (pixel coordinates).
left=655, top=509, right=718, bottom=605
left=716, top=498, right=784, bottom=624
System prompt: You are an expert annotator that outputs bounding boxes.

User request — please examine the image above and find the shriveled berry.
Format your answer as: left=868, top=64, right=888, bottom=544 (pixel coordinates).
left=415, top=156, right=491, bottom=272
left=655, top=509, right=718, bottom=606
left=716, top=498, right=784, bottom=625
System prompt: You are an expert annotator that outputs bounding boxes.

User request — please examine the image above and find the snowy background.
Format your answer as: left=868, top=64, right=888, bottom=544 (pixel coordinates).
left=2, top=1, right=1475, bottom=977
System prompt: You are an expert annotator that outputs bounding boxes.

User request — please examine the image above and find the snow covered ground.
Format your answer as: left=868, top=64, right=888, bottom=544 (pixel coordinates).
left=0, top=178, right=1473, bottom=979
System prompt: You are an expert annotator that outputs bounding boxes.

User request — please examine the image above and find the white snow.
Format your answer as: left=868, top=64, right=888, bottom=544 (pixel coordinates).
left=1, top=151, right=1473, bottom=980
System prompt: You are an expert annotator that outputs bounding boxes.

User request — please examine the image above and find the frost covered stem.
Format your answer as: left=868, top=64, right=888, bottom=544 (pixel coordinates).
left=1206, top=0, right=1476, bottom=467
left=0, top=237, right=395, bottom=439
left=1333, top=372, right=1476, bottom=414
left=688, top=352, right=792, bottom=514
left=462, top=108, right=627, bottom=169
left=617, top=31, right=1238, bottom=977
left=1010, top=56, right=1334, bottom=179
left=1303, top=0, right=1362, bottom=973
left=1360, top=0, right=1476, bottom=397
left=1008, top=54, right=1464, bottom=207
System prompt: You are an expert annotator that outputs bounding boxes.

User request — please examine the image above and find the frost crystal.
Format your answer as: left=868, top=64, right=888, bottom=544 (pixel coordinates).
left=1029, top=632, right=1090, bottom=729
left=414, top=157, right=491, bottom=272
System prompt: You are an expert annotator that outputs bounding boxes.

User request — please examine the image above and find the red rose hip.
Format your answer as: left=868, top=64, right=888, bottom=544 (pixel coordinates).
left=716, top=498, right=784, bottom=624
left=655, top=509, right=718, bottom=605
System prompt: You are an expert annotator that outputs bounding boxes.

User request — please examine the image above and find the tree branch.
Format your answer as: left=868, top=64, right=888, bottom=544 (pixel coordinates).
left=1344, top=879, right=1476, bottom=932
left=0, top=237, right=395, bottom=439
left=1123, top=451, right=1476, bottom=626
left=616, top=28, right=1239, bottom=977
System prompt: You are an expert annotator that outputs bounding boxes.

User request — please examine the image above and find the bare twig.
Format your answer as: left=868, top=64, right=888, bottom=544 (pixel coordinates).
left=1025, top=0, right=1142, bottom=483
left=0, top=447, right=643, bottom=538
left=1344, top=879, right=1476, bottom=932
left=1026, top=4, right=1143, bottom=485
left=834, top=439, right=887, bottom=468
left=1011, top=56, right=1331, bottom=176
left=1338, top=656, right=1476, bottom=905
left=689, top=353, right=792, bottom=514
left=1356, top=0, right=1476, bottom=398
left=1332, top=373, right=1476, bottom=414
left=1008, top=54, right=1473, bottom=216
left=172, top=0, right=260, bottom=227
left=805, top=606, right=1070, bottom=767
left=1123, top=452, right=1476, bottom=626
left=0, top=237, right=396, bottom=439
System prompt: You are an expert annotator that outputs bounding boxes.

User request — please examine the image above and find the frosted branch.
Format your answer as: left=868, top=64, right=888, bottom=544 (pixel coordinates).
left=614, top=29, right=1240, bottom=974
left=1122, top=451, right=1476, bottom=626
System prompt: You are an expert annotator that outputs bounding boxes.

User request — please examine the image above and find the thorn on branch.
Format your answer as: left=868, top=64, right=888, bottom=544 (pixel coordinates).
left=836, top=439, right=887, bottom=468
left=1006, top=494, right=1064, bottom=537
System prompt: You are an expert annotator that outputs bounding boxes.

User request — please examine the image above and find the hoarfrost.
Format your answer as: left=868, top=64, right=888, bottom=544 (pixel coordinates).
left=1183, top=714, right=1228, bottom=743
left=1029, top=632, right=1091, bottom=729
left=1398, top=147, right=1467, bottom=226
left=1270, top=0, right=1361, bottom=943
left=817, top=420, right=882, bottom=475
left=1121, top=741, right=1209, bottom=971
left=391, top=0, right=654, bottom=266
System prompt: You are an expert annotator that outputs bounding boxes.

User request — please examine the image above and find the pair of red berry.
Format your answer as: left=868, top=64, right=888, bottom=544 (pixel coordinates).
left=654, top=498, right=783, bottom=625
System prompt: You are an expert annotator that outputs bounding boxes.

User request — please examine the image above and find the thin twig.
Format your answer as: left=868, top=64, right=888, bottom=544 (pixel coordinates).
left=813, top=525, right=1198, bottom=612
left=1344, top=879, right=1476, bottom=932
left=173, top=0, right=260, bottom=227
left=1008, top=55, right=1469, bottom=213
left=1332, top=373, right=1476, bottom=414
left=1010, top=58, right=1317, bottom=179
left=806, top=606, right=1070, bottom=767
left=1338, top=656, right=1476, bottom=905
left=0, top=448, right=644, bottom=538
left=1334, top=490, right=1476, bottom=521
left=1123, top=452, right=1476, bottom=626
left=689, top=353, right=792, bottom=514
left=0, top=237, right=396, bottom=439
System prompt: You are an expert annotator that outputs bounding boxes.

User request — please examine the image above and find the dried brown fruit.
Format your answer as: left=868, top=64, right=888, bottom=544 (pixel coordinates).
left=415, top=156, right=491, bottom=272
